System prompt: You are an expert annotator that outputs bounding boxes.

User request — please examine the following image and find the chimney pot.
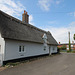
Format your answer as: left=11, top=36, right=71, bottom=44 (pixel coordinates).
left=59, top=42, right=60, bottom=44
left=24, top=10, right=25, bottom=14
left=26, top=12, right=27, bottom=14
left=22, top=10, right=29, bottom=23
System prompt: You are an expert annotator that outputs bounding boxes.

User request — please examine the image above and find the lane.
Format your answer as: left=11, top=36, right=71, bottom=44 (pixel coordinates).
left=0, top=53, right=75, bottom=75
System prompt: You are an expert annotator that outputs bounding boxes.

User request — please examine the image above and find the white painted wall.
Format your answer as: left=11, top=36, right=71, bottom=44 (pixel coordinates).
left=4, top=39, right=57, bottom=61
left=51, top=46, right=57, bottom=53
left=4, top=39, right=49, bottom=61
left=0, top=33, right=5, bottom=66
left=48, top=45, right=57, bottom=55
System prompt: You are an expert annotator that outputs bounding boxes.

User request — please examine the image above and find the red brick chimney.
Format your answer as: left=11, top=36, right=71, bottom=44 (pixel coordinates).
left=22, top=10, right=29, bottom=23
left=59, top=42, right=60, bottom=44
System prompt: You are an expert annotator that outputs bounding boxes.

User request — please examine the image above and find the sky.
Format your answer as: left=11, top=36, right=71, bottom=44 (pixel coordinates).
left=0, top=0, right=75, bottom=44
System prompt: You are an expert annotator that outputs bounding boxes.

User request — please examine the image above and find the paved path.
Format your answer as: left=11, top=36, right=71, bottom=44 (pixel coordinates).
left=0, top=53, right=75, bottom=75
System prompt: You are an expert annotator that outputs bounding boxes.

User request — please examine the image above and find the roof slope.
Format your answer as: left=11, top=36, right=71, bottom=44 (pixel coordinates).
left=0, top=10, right=58, bottom=45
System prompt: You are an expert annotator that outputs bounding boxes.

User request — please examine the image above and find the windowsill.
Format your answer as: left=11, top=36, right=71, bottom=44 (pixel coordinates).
left=19, top=52, right=26, bottom=53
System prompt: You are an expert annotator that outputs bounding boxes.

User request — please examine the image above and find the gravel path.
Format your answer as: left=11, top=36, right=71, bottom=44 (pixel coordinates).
left=0, top=53, right=75, bottom=75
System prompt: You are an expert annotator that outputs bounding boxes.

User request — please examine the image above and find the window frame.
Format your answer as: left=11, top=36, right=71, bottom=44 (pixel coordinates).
left=19, top=45, right=25, bottom=53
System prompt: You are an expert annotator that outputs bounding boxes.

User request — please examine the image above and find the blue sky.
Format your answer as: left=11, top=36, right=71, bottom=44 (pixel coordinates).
left=0, top=0, right=75, bottom=43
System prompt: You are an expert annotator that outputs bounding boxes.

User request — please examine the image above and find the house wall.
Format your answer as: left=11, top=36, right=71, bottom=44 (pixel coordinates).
left=0, top=33, right=5, bottom=66
left=4, top=39, right=57, bottom=61
left=50, top=46, right=57, bottom=53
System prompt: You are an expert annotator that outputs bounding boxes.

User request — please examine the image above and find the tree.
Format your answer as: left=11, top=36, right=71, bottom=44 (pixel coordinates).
left=73, top=34, right=75, bottom=40
left=58, top=45, right=66, bottom=50
left=61, top=45, right=66, bottom=50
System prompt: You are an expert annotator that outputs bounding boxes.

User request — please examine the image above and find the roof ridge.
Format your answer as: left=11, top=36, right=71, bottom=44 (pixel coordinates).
left=0, top=10, right=51, bottom=35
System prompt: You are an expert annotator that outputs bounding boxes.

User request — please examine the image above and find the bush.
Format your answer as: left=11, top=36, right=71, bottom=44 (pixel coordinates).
left=67, top=50, right=70, bottom=53
left=61, top=45, right=66, bottom=50
left=72, top=50, right=75, bottom=53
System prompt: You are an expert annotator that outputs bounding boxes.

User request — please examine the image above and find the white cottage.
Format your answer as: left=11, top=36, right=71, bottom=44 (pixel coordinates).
left=0, top=10, right=58, bottom=66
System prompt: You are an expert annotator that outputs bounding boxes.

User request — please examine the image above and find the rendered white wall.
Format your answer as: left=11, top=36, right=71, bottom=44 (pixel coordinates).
left=48, top=45, right=57, bottom=55
left=4, top=39, right=49, bottom=61
left=0, top=33, right=5, bottom=66
left=4, top=39, right=57, bottom=61
left=51, top=46, right=57, bottom=53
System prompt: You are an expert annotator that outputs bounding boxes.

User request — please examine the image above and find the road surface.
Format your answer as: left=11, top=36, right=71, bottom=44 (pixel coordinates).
left=0, top=53, right=75, bottom=75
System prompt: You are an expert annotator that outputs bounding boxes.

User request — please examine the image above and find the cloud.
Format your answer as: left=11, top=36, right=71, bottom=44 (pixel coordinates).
left=0, top=0, right=26, bottom=18
left=0, top=0, right=35, bottom=25
left=48, top=21, right=58, bottom=24
left=40, top=22, right=75, bottom=43
left=29, top=15, right=35, bottom=25
left=69, top=22, right=75, bottom=26
left=56, top=0, right=61, bottom=5
left=38, top=0, right=62, bottom=11
left=38, top=0, right=53, bottom=11
left=68, top=12, right=75, bottom=17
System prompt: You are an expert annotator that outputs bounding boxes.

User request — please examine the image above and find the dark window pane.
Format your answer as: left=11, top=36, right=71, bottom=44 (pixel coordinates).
left=23, top=46, right=24, bottom=52
left=19, top=46, right=21, bottom=52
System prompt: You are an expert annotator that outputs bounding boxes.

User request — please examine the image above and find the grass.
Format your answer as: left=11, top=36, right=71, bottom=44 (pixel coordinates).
left=60, top=50, right=67, bottom=52
left=72, top=51, right=75, bottom=53
left=60, top=49, right=75, bottom=53
left=67, top=50, right=75, bottom=53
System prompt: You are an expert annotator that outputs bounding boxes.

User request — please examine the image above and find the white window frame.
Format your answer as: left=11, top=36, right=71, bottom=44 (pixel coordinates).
left=19, top=46, right=26, bottom=53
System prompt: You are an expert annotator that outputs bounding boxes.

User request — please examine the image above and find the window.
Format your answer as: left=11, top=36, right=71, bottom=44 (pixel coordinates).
left=71, top=45, right=73, bottom=47
left=67, top=45, right=69, bottom=48
left=0, top=45, right=1, bottom=53
left=19, top=46, right=25, bottom=53
left=44, top=46, right=46, bottom=50
left=19, top=46, right=21, bottom=52
left=53, top=47, right=55, bottom=50
left=23, top=46, right=24, bottom=52
left=43, top=45, right=47, bottom=50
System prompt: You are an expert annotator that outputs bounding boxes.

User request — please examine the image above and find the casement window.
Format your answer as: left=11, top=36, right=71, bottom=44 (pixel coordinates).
left=19, top=46, right=21, bottom=52
left=44, top=46, right=46, bottom=50
left=71, top=45, right=73, bottom=47
left=23, top=46, right=24, bottom=52
left=67, top=45, right=69, bottom=48
left=0, top=45, right=1, bottom=53
left=19, top=46, right=25, bottom=52
left=53, top=47, right=55, bottom=50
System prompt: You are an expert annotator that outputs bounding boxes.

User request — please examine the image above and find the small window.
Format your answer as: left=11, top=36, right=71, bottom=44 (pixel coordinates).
left=23, top=46, right=24, bottom=52
left=71, top=45, right=73, bottom=47
left=19, top=46, right=25, bottom=52
left=44, top=46, right=46, bottom=51
left=67, top=45, right=69, bottom=48
left=19, top=46, right=21, bottom=52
